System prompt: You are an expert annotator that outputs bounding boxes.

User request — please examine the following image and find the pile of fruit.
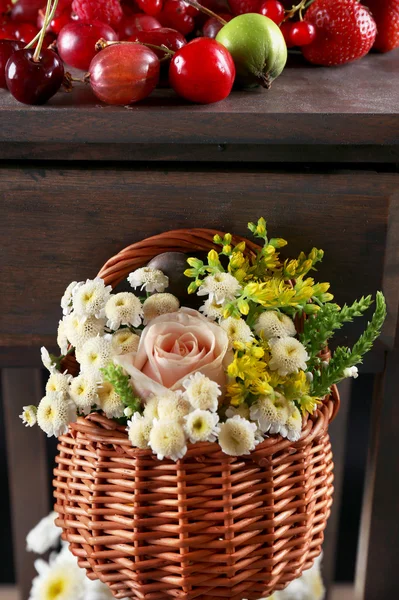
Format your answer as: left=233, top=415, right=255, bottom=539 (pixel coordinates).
left=0, top=0, right=398, bottom=106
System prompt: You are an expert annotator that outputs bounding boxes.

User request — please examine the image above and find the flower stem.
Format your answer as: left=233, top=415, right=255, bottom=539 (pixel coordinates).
left=183, top=0, right=227, bottom=25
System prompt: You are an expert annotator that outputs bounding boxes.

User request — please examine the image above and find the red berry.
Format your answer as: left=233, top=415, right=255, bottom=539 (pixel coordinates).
left=159, top=0, right=195, bottom=35
left=6, top=48, right=64, bottom=104
left=72, top=0, right=123, bottom=28
left=58, top=21, right=118, bottom=71
left=0, top=0, right=11, bottom=16
left=119, top=14, right=162, bottom=38
left=89, top=42, right=160, bottom=104
left=228, top=0, right=261, bottom=16
left=137, top=0, right=163, bottom=16
left=203, top=13, right=232, bottom=38
left=0, top=21, right=17, bottom=40
left=302, top=0, right=377, bottom=66
left=169, top=37, right=235, bottom=104
left=0, top=39, right=24, bottom=87
left=363, top=0, right=399, bottom=53
left=10, top=0, right=43, bottom=24
left=13, top=22, right=39, bottom=43
left=280, top=20, right=294, bottom=47
left=38, top=6, right=72, bottom=34
left=129, top=26, right=185, bottom=57
left=259, top=1, right=285, bottom=25
left=290, top=21, right=315, bottom=46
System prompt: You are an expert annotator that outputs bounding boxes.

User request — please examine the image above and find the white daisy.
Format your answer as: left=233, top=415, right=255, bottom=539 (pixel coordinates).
left=128, top=267, right=169, bottom=293
left=63, top=314, right=106, bottom=352
left=29, top=548, right=86, bottom=600
left=220, top=317, right=254, bottom=346
left=20, top=405, right=37, bottom=427
left=143, top=396, right=160, bottom=421
left=127, top=413, right=152, bottom=449
left=142, top=293, right=180, bottom=324
left=254, top=311, right=296, bottom=339
left=105, top=292, right=143, bottom=330
left=26, top=512, right=61, bottom=555
left=60, top=281, right=81, bottom=316
left=41, top=347, right=56, bottom=372
left=199, top=298, right=224, bottom=320
left=69, top=374, right=99, bottom=415
left=97, top=382, right=125, bottom=419
left=225, top=403, right=250, bottom=420
left=250, top=393, right=290, bottom=436
left=72, top=277, right=112, bottom=319
left=183, top=372, right=221, bottom=412
left=286, top=404, right=303, bottom=442
left=269, top=337, right=309, bottom=376
left=56, top=320, right=69, bottom=355
left=218, top=415, right=259, bottom=456
left=198, top=272, right=241, bottom=304
left=46, top=372, right=72, bottom=396
left=157, top=393, right=192, bottom=423
left=149, top=418, right=187, bottom=461
left=111, top=329, right=140, bottom=355
left=37, top=392, right=77, bottom=438
left=184, top=409, right=220, bottom=443
left=343, top=366, right=359, bottom=379
left=77, top=335, right=114, bottom=377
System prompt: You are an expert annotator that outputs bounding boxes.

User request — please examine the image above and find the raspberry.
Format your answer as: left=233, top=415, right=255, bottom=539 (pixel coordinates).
left=72, top=0, right=123, bottom=28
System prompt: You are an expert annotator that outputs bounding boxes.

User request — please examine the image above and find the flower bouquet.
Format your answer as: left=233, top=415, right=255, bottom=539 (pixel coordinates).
left=21, top=219, right=386, bottom=600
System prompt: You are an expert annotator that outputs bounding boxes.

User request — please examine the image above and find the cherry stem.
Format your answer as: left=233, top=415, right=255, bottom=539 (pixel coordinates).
left=183, top=0, right=227, bottom=25
left=28, top=0, right=59, bottom=58
left=284, top=0, right=308, bottom=21
left=95, top=38, right=175, bottom=57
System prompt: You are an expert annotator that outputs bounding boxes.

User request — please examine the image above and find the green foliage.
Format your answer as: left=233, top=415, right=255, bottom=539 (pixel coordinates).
left=100, top=363, right=142, bottom=414
left=311, top=292, right=386, bottom=397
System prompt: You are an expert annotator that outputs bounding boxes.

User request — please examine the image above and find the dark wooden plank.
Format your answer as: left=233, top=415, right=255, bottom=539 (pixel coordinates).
left=0, top=53, right=398, bottom=160
left=1, top=369, right=50, bottom=600
left=1, top=168, right=398, bottom=358
left=322, top=379, right=352, bottom=598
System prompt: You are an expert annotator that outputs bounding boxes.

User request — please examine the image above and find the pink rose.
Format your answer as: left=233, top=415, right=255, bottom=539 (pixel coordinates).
left=116, top=308, right=230, bottom=400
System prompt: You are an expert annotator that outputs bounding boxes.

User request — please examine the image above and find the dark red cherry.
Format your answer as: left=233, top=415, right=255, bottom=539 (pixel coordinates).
left=203, top=14, right=232, bottom=38
left=119, top=14, right=162, bottom=39
left=0, top=38, right=23, bottom=87
left=14, top=22, right=39, bottom=43
left=0, top=21, right=17, bottom=40
left=10, top=0, right=43, bottom=24
left=58, top=21, right=118, bottom=71
left=128, top=26, right=185, bottom=58
left=6, top=48, right=64, bottom=105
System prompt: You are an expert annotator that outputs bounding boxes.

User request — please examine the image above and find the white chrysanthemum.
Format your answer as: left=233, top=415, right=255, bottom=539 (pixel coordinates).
left=127, top=413, right=152, bottom=449
left=84, top=577, right=124, bottom=600
left=218, top=415, right=259, bottom=457
left=199, top=298, right=224, bottom=320
left=105, top=292, right=143, bottom=330
left=29, top=549, right=86, bottom=600
left=157, top=393, right=192, bottom=422
left=220, top=317, right=254, bottom=346
left=97, top=382, right=125, bottom=419
left=72, top=277, right=112, bottom=319
left=41, top=347, right=56, bottom=372
left=149, top=419, right=187, bottom=461
left=286, top=404, right=303, bottom=442
left=143, top=396, right=160, bottom=421
left=128, top=267, right=169, bottom=293
left=111, top=329, right=140, bottom=355
left=250, top=393, right=290, bottom=436
left=343, top=366, right=359, bottom=379
left=46, top=372, right=72, bottom=396
left=60, top=281, right=81, bottom=316
left=26, top=512, right=60, bottom=555
left=69, top=374, right=99, bottom=415
left=37, top=393, right=77, bottom=438
left=184, top=409, right=220, bottom=443
left=269, top=337, right=309, bottom=376
left=183, top=372, right=221, bottom=412
left=225, top=403, right=250, bottom=420
left=57, top=320, right=69, bottom=355
left=198, top=272, right=241, bottom=304
left=77, top=335, right=113, bottom=377
left=20, top=405, right=37, bottom=427
left=63, top=314, right=105, bottom=352
left=254, top=311, right=296, bottom=339
left=142, top=293, right=180, bottom=324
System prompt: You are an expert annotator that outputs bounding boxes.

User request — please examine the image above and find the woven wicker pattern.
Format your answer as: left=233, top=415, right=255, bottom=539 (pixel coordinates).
left=54, top=228, right=340, bottom=600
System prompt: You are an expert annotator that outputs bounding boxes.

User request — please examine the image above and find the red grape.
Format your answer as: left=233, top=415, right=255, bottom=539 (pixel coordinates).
left=128, top=27, right=185, bottom=58
left=58, top=21, right=118, bottom=71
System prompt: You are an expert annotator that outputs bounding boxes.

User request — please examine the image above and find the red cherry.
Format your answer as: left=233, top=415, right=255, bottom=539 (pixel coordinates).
left=37, top=6, right=72, bottom=34
left=14, top=22, right=39, bottom=43
left=169, top=37, right=235, bottom=104
left=6, top=48, right=64, bottom=104
left=203, top=14, right=232, bottom=38
left=0, top=1, right=11, bottom=16
left=0, top=21, right=17, bottom=40
left=280, top=20, right=294, bottom=47
left=159, top=0, right=195, bottom=36
left=0, top=38, right=24, bottom=87
left=10, top=0, right=43, bottom=24
left=58, top=21, right=118, bottom=70
left=129, top=27, right=185, bottom=58
left=136, top=0, right=163, bottom=17
left=259, top=0, right=285, bottom=25
left=119, top=14, right=162, bottom=39
left=290, top=21, right=316, bottom=46
left=89, top=42, right=160, bottom=104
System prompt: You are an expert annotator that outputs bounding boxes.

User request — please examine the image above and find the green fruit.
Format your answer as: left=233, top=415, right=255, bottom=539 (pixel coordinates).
left=216, top=13, right=287, bottom=89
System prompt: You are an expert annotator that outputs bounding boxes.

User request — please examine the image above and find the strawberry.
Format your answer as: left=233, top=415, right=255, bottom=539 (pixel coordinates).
left=302, top=0, right=377, bottom=66
left=228, top=0, right=261, bottom=16
left=363, top=0, right=399, bottom=53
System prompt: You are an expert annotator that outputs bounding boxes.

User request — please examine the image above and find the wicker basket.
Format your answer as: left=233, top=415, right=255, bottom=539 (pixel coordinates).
left=54, top=228, right=340, bottom=600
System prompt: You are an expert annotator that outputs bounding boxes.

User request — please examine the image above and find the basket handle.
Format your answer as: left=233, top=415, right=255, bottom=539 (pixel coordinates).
left=97, top=228, right=260, bottom=289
